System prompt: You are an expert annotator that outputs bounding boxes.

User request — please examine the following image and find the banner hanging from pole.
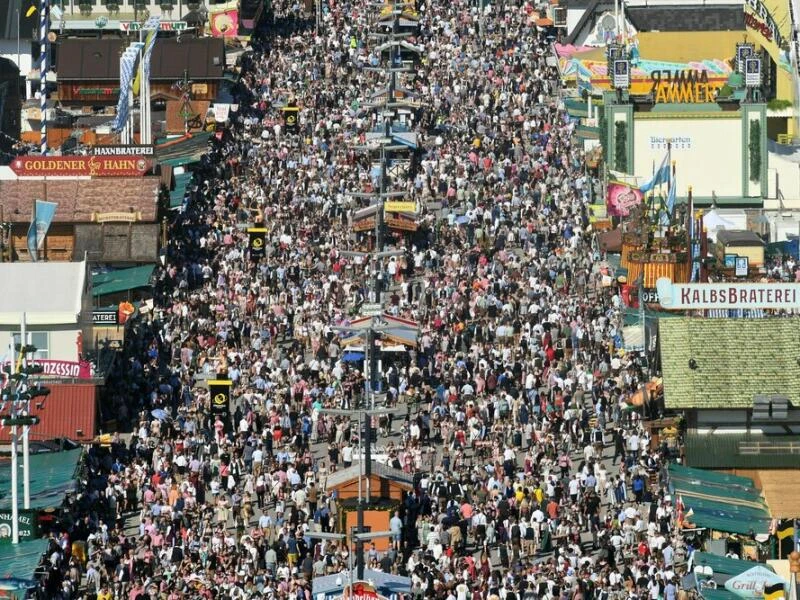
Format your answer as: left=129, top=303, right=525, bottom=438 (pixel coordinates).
left=26, top=199, right=57, bottom=262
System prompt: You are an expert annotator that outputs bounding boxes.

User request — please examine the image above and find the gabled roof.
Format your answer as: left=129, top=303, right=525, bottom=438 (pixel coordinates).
left=0, top=177, right=160, bottom=223
left=716, top=230, right=765, bottom=247
left=659, top=317, right=800, bottom=409
left=57, top=38, right=225, bottom=81
left=325, top=460, right=414, bottom=491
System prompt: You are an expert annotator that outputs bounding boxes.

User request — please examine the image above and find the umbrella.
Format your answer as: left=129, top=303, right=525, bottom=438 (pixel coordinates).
left=151, top=409, right=169, bottom=421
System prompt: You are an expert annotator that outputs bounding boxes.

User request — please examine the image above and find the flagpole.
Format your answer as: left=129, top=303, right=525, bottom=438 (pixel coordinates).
left=39, top=0, right=48, bottom=155
left=686, top=186, right=693, bottom=280
left=32, top=197, right=37, bottom=263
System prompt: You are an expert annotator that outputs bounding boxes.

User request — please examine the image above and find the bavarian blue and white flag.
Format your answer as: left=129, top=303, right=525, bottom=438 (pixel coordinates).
left=640, top=153, right=669, bottom=194
left=112, top=43, right=143, bottom=132
left=137, top=17, right=161, bottom=93
left=27, top=199, right=57, bottom=262
left=660, top=176, right=677, bottom=226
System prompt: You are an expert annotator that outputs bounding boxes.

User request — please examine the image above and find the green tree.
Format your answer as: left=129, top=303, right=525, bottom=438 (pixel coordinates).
left=615, top=120, right=628, bottom=173
left=749, top=119, right=761, bottom=183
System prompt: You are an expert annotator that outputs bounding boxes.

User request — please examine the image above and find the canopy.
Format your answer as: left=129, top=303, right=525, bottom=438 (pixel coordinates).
left=689, top=552, right=774, bottom=577
left=170, top=172, right=193, bottom=209
left=0, top=449, right=82, bottom=510
left=669, top=464, right=771, bottom=535
left=0, top=539, right=49, bottom=595
left=92, top=265, right=155, bottom=298
left=155, top=131, right=214, bottom=167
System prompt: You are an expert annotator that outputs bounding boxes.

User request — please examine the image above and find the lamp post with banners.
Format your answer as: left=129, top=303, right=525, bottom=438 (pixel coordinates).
left=2, top=313, right=48, bottom=544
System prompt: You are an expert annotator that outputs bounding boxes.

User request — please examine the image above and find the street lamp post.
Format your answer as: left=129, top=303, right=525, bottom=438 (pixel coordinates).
left=2, top=313, right=47, bottom=544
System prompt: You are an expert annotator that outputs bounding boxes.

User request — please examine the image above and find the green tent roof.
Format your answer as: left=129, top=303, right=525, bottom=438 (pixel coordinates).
left=0, top=449, right=82, bottom=511
left=155, top=131, right=213, bottom=167
left=564, top=98, right=589, bottom=118
left=170, top=172, right=193, bottom=209
left=669, top=464, right=771, bottom=535
left=92, top=265, right=155, bottom=298
left=701, top=588, right=749, bottom=600
left=691, top=552, right=774, bottom=577
left=0, top=538, right=49, bottom=592
left=659, top=317, right=800, bottom=409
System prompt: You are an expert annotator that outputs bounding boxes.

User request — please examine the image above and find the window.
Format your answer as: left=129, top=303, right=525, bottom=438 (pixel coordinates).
left=12, top=332, right=49, bottom=361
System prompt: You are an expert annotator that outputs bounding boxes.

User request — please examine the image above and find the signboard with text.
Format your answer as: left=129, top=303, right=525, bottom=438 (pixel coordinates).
left=90, top=145, right=154, bottom=157
left=0, top=510, right=39, bottom=543
left=10, top=156, right=151, bottom=177
left=119, top=20, right=187, bottom=32
left=650, top=69, right=722, bottom=104
left=656, top=278, right=800, bottom=310
left=724, top=566, right=786, bottom=599
left=93, top=310, right=119, bottom=325
left=1, top=359, right=91, bottom=379
left=384, top=201, right=417, bottom=213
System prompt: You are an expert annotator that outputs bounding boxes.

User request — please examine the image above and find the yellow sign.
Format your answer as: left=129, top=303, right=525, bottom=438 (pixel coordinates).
left=384, top=201, right=417, bottom=213
left=651, top=70, right=721, bottom=104
left=93, top=211, right=141, bottom=223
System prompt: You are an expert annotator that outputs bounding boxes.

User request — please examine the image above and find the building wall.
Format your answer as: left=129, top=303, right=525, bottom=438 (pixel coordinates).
left=633, top=115, right=742, bottom=198
left=343, top=510, right=393, bottom=552
left=723, top=243, right=764, bottom=265
left=74, top=223, right=160, bottom=263
left=0, top=326, right=81, bottom=362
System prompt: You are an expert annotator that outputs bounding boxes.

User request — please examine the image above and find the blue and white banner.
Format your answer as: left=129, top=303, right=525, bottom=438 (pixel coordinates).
left=26, top=199, right=57, bottom=262
left=142, top=17, right=161, bottom=82
left=112, top=43, right=143, bottom=132
left=640, top=153, right=669, bottom=194
left=660, top=176, right=677, bottom=226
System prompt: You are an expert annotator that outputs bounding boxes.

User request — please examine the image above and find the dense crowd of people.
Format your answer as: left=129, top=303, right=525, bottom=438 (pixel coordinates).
left=33, top=0, right=691, bottom=598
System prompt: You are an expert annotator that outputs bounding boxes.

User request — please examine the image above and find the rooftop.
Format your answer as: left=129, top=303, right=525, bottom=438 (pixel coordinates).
left=716, top=229, right=765, bottom=247
left=0, top=177, right=160, bottom=223
left=659, top=317, right=800, bottom=409
left=0, top=260, right=87, bottom=326
left=57, top=37, right=225, bottom=81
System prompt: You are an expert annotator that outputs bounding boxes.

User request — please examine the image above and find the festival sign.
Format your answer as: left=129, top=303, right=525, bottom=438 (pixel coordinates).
left=10, top=156, right=151, bottom=177
left=90, top=145, right=154, bottom=156
left=327, top=580, right=396, bottom=600
left=649, top=69, right=721, bottom=104
left=119, top=20, right=187, bottom=32
left=743, top=0, right=785, bottom=49
left=1, top=359, right=91, bottom=379
left=724, top=566, right=786, bottom=599
left=384, top=201, right=417, bottom=213
left=606, top=182, right=643, bottom=217
left=248, top=228, right=267, bottom=260
left=209, top=9, right=239, bottom=37
left=655, top=278, right=800, bottom=310
left=0, top=510, right=39, bottom=543
left=208, top=379, right=232, bottom=421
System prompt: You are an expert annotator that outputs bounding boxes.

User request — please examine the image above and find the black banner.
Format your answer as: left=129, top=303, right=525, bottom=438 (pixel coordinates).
left=208, top=379, right=232, bottom=425
left=248, top=228, right=267, bottom=260
left=282, top=106, right=300, bottom=131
